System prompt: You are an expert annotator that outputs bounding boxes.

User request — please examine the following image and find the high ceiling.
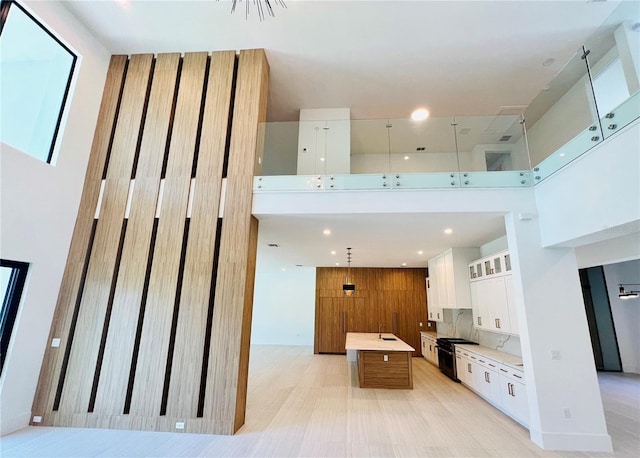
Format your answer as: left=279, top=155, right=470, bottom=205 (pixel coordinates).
left=60, top=0, right=626, bottom=268
left=62, top=0, right=621, bottom=122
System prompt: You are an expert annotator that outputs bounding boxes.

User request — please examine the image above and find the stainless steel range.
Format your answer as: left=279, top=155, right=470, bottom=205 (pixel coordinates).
left=436, top=337, right=478, bottom=382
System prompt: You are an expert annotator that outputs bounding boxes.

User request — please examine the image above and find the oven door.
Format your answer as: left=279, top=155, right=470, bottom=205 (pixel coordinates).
left=437, top=346, right=458, bottom=381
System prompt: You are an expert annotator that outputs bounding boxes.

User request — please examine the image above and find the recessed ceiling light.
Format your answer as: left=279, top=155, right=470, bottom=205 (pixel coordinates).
left=331, top=250, right=336, bottom=255
left=411, top=108, right=429, bottom=121
left=402, top=262, right=407, bottom=267
left=335, top=262, right=340, bottom=266
left=281, top=268, right=286, bottom=272
left=444, top=228, right=453, bottom=235
left=417, top=250, right=423, bottom=255
left=559, top=153, right=565, bottom=157
left=404, top=155, right=410, bottom=160
left=542, top=58, right=555, bottom=67
left=323, top=229, right=331, bottom=235
left=319, top=157, right=325, bottom=162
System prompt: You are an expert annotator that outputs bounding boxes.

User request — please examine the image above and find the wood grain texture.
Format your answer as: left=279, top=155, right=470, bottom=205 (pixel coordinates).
left=204, top=49, right=269, bottom=433
left=93, top=53, right=180, bottom=415
left=315, top=268, right=427, bottom=356
left=358, top=350, right=413, bottom=389
left=165, top=51, right=235, bottom=418
left=57, top=54, right=153, bottom=416
left=129, top=52, right=208, bottom=417
left=31, top=56, right=128, bottom=423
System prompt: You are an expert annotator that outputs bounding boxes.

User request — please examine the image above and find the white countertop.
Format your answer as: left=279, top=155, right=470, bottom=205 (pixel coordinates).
left=455, top=343, right=523, bottom=370
left=345, top=333, right=415, bottom=352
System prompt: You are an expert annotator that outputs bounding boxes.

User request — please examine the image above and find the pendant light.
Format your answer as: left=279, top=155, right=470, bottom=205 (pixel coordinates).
left=343, top=248, right=355, bottom=296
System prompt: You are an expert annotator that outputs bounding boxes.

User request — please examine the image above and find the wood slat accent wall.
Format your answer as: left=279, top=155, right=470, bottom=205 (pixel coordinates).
left=31, top=55, right=128, bottom=423
left=315, top=268, right=428, bottom=356
left=31, top=49, right=268, bottom=435
left=204, top=49, right=269, bottom=434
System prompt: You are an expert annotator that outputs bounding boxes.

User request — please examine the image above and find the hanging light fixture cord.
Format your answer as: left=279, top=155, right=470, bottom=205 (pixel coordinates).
left=228, top=0, right=287, bottom=21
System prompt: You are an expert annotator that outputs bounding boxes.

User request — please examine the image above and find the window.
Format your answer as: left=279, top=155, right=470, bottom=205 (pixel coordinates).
left=0, top=0, right=77, bottom=163
left=0, top=260, right=28, bottom=374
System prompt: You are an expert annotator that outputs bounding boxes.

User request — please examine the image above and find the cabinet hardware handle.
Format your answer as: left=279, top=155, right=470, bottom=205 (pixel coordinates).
left=468, top=363, right=472, bottom=373
left=484, top=372, right=488, bottom=382
left=500, top=368, right=508, bottom=372
left=511, top=384, right=516, bottom=396
left=495, top=318, right=500, bottom=328
left=437, top=312, right=440, bottom=319
left=513, top=374, right=522, bottom=379
left=508, top=383, right=513, bottom=396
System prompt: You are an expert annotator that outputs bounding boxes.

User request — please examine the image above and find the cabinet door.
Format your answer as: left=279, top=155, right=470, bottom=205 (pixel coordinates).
left=470, top=280, right=487, bottom=329
left=421, top=336, right=428, bottom=359
left=499, top=376, right=528, bottom=426
left=478, top=366, right=501, bottom=404
left=435, top=255, right=448, bottom=310
left=504, top=275, right=519, bottom=335
left=316, top=298, right=346, bottom=354
left=486, top=277, right=511, bottom=333
left=443, top=250, right=455, bottom=307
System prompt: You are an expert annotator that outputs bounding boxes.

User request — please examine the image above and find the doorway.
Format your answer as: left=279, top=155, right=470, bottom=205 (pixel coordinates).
left=579, top=266, right=622, bottom=372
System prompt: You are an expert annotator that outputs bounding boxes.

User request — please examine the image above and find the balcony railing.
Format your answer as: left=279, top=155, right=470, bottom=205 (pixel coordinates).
left=254, top=1, right=639, bottom=193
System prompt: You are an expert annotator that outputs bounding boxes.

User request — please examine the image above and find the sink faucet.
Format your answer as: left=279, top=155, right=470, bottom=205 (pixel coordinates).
left=379, top=324, right=383, bottom=339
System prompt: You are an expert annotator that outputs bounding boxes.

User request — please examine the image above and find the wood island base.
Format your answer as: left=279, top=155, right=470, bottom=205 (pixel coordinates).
left=357, top=350, right=413, bottom=389
left=346, top=332, right=415, bottom=390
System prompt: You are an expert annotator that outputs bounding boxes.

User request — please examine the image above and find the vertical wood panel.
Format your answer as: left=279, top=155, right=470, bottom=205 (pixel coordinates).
left=93, top=53, right=180, bottom=415
left=165, top=51, right=235, bottom=418
left=204, top=49, right=269, bottom=433
left=31, top=56, right=128, bottom=423
left=129, top=52, right=208, bottom=417
left=58, top=54, right=153, bottom=415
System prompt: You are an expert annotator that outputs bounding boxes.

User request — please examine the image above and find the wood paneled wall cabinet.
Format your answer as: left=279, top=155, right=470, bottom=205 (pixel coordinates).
left=31, top=49, right=268, bottom=435
left=315, top=268, right=428, bottom=356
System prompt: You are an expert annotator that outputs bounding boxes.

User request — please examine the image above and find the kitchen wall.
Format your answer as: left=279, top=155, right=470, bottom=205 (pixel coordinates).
left=603, top=259, right=640, bottom=374
left=0, top=0, right=110, bottom=436
left=251, top=264, right=316, bottom=346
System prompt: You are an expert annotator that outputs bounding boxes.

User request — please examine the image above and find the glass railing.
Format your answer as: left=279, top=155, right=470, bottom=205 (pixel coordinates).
left=256, top=0, right=639, bottom=192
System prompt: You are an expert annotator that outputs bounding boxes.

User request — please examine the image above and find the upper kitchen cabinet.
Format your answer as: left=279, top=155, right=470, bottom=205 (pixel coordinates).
left=427, top=248, right=480, bottom=321
left=469, top=250, right=519, bottom=336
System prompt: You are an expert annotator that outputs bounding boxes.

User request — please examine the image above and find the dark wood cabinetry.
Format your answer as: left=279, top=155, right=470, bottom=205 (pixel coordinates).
left=314, top=268, right=428, bottom=356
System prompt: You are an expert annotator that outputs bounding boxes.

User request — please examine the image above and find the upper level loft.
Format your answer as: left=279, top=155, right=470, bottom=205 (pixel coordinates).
left=255, top=2, right=639, bottom=193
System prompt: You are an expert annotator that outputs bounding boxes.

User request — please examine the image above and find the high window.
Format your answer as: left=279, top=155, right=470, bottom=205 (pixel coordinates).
left=0, top=0, right=77, bottom=163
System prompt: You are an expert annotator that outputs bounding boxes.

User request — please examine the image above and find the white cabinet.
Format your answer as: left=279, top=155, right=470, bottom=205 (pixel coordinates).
left=469, top=250, right=518, bottom=336
left=421, top=333, right=439, bottom=366
left=456, top=346, right=528, bottom=428
left=499, top=364, right=528, bottom=427
left=428, top=248, right=480, bottom=322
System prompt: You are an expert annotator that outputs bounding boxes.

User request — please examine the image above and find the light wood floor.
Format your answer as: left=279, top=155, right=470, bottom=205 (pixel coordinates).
left=1, top=345, right=638, bottom=457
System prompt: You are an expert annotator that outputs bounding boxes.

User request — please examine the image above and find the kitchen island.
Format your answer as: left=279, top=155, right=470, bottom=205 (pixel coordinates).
left=345, top=332, right=415, bottom=389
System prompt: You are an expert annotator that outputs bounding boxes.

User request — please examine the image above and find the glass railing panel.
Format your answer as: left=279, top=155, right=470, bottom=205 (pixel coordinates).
left=459, top=171, right=532, bottom=188
left=350, top=116, right=459, bottom=174
left=261, top=120, right=299, bottom=176
left=525, top=47, right=602, bottom=170
left=583, top=0, right=640, bottom=140
left=454, top=114, right=530, bottom=173
left=601, top=91, right=640, bottom=138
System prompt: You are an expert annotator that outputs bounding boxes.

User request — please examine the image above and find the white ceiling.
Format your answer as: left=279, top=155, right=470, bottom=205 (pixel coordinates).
left=60, top=0, right=624, bottom=268
left=62, top=0, right=621, bottom=122
left=256, top=212, right=507, bottom=269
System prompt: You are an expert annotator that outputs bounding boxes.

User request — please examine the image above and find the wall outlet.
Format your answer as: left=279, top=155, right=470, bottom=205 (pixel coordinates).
left=175, top=422, right=185, bottom=430
left=497, top=338, right=504, bottom=345
left=419, top=322, right=423, bottom=327
left=51, top=338, right=61, bottom=347
left=383, top=355, right=389, bottom=362
left=32, top=416, right=42, bottom=423
left=563, top=408, right=571, bottom=419
left=427, top=322, right=432, bottom=328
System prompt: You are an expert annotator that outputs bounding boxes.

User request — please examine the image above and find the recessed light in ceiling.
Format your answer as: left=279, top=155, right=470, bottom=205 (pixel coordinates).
left=542, top=58, right=555, bottom=67
left=323, top=229, right=331, bottom=235
left=411, top=108, right=429, bottom=121
left=402, top=262, right=407, bottom=267
left=335, top=262, right=340, bottom=266
left=443, top=228, right=453, bottom=235
left=417, top=250, right=423, bottom=255
left=404, top=155, right=409, bottom=160
left=331, top=250, right=336, bottom=255
left=319, top=157, right=325, bottom=162
left=281, top=268, right=286, bottom=272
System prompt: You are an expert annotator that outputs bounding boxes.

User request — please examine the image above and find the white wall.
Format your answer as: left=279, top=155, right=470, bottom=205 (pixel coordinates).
left=603, top=260, right=640, bottom=375
left=0, top=1, right=110, bottom=436
left=251, top=261, right=316, bottom=346
left=535, top=120, right=640, bottom=248
left=575, top=232, right=640, bottom=268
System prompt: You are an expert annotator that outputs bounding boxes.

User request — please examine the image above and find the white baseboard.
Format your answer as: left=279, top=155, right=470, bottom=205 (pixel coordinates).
left=530, top=428, right=613, bottom=452
left=0, top=411, right=31, bottom=437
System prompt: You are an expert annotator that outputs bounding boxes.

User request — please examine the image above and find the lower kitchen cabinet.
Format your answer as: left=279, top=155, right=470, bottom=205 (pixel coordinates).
left=455, top=345, right=528, bottom=428
left=420, top=332, right=438, bottom=366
